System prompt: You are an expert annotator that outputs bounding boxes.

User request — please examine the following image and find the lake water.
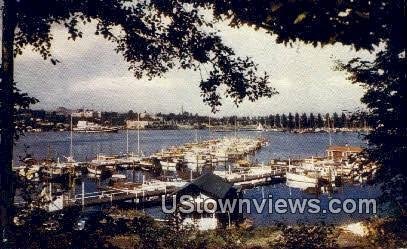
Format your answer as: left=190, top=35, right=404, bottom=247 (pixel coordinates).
left=13, top=130, right=381, bottom=225
left=145, top=183, right=381, bottom=226
left=13, top=130, right=366, bottom=163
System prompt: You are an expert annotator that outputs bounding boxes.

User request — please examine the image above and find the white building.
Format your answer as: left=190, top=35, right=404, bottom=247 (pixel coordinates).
left=126, top=112, right=162, bottom=129
left=71, top=109, right=101, bottom=118
left=126, top=120, right=152, bottom=129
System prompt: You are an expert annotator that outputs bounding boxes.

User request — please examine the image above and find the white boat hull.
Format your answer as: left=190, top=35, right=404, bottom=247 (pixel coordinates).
left=87, top=167, right=102, bottom=175
left=160, top=161, right=177, bottom=171
left=286, top=172, right=318, bottom=184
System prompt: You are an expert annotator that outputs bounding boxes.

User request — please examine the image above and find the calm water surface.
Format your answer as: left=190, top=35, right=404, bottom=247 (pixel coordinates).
left=13, top=130, right=366, bottom=162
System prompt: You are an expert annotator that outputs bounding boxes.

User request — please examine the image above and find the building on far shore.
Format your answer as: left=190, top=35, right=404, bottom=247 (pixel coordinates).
left=71, top=109, right=101, bottom=119
left=126, top=119, right=152, bottom=129
left=126, top=111, right=163, bottom=129
left=326, top=145, right=363, bottom=161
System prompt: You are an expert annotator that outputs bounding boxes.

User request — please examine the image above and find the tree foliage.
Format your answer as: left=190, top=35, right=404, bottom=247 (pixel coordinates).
left=2, top=1, right=277, bottom=239
left=337, top=46, right=406, bottom=210
left=189, top=0, right=406, bottom=185
left=193, top=0, right=402, bottom=51
left=196, top=0, right=406, bottom=210
left=12, top=0, right=277, bottom=112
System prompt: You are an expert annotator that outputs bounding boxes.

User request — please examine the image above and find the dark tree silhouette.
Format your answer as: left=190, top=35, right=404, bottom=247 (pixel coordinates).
left=294, top=112, right=300, bottom=129
left=287, top=112, right=294, bottom=130
left=338, top=47, right=406, bottom=211
left=332, top=112, right=340, bottom=128
left=201, top=0, right=406, bottom=211
left=281, top=114, right=288, bottom=129
left=340, top=112, right=347, bottom=128
left=268, top=114, right=275, bottom=128
left=309, top=113, right=315, bottom=129
left=316, top=113, right=324, bottom=128
left=275, top=114, right=281, bottom=128
left=325, top=113, right=331, bottom=128
left=300, top=113, right=308, bottom=129
left=0, top=0, right=279, bottom=241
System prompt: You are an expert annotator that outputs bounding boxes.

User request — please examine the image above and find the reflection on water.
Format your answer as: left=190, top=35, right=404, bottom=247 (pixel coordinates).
left=286, top=179, right=318, bottom=192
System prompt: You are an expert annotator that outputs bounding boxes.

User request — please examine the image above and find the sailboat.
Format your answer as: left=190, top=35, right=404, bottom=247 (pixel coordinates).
left=64, top=115, right=79, bottom=167
left=49, top=114, right=81, bottom=179
left=256, top=123, right=266, bottom=132
left=124, top=113, right=145, bottom=166
left=119, top=127, right=142, bottom=167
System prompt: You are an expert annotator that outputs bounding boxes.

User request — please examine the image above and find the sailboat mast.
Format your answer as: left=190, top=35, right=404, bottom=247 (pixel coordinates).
left=234, top=116, right=237, bottom=138
left=327, top=117, right=332, bottom=145
left=208, top=116, right=211, bottom=135
left=70, top=114, right=73, bottom=159
left=126, top=128, right=129, bottom=155
left=137, top=113, right=140, bottom=155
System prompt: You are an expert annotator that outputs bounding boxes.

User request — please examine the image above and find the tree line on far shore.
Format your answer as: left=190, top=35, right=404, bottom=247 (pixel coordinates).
left=18, top=109, right=370, bottom=130
left=158, top=111, right=370, bottom=129
left=253, top=112, right=370, bottom=130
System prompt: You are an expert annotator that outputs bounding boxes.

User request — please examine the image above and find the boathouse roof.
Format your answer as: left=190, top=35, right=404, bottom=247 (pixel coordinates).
left=178, top=173, right=235, bottom=199
left=326, top=145, right=362, bottom=153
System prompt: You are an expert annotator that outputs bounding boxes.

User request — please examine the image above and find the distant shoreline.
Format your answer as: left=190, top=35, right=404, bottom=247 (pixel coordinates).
left=25, top=127, right=371, bottom=134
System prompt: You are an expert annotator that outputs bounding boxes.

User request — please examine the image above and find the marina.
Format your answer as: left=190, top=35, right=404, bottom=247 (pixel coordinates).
left=12, top=129, right=378, bottom=224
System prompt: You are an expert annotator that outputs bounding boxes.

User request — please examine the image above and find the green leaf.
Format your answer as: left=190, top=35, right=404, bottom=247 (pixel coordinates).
left=294, top=12, right=308, bottom=24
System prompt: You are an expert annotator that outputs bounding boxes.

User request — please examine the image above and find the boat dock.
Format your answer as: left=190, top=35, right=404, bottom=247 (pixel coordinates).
left=66, top=187, right=177, bottom=208
left=63, top=167, right=287, bottom=208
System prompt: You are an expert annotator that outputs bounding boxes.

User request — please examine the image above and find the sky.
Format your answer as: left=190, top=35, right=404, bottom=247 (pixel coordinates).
left=13, top=20, right=375, bottom=116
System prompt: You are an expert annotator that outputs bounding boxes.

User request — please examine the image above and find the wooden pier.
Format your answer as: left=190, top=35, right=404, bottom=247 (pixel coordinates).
left=64, top=168, right=287, bottom=208
left=65, top=186, right=178, bottom=208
